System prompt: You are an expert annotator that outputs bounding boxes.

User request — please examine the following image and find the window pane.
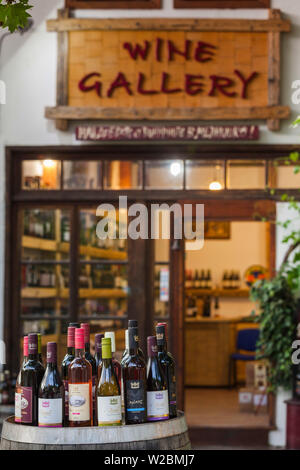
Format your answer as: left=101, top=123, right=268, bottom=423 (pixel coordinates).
left=22, top=160, right=61, bottom=190
left=23, top=209, right=70, bottom=255
left=227, top=160, right=266, bottom=189
left=145, top=160, right=183, bottom=189
left=104, top=161, right=142, bottom=189
left=186, top=160, right=225, bottom=190
left=79, top=209, right=128, bottom=254
left=63, top=161, right=102, bottom=189
left=270, top=161, right=300, bottom=189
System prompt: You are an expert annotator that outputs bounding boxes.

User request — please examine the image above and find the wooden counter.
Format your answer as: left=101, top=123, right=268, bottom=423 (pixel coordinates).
left=185, top=317, right=257, bottom=386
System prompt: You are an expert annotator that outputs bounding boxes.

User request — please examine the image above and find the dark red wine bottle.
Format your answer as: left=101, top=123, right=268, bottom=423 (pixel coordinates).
left=156, top=323, right=177, bottom=419
left=19, top=333, right=45, bottom=425
left=61, top=326, right=75, bottom=425
left=128, top=320, right=145, bottom=360
left=123, top=326, right=147, bottom=425
left=146, top=336, right=169, bottom=422
left=80, top=323, right=97, bottom=425
left=68, top=328, right=93, bottom=427
left=38, top=342, right=64, bottom=427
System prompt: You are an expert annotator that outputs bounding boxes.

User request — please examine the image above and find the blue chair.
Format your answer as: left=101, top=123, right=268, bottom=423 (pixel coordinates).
left=229, top=328, right=259, bottom=387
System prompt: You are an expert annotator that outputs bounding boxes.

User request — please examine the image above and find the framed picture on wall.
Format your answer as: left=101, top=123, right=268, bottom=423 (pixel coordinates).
left=174, top=0, right=269, bottom=8
left=204, top=221, right=231, bottom=240
left=66, top=0, right=161, bottom=8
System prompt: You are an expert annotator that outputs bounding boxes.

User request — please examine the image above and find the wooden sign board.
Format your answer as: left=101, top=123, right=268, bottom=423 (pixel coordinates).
left=75, top=124, right=259, bottom=141
left=45, top=9, right=290, bottom=131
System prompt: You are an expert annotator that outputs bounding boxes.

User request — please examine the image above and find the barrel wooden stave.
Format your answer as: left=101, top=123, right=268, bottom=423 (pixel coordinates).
left=0, top=412, right=191, bottom=450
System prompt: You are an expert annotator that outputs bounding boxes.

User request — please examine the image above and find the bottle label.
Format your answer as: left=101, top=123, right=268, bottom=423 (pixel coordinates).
left=63, top=380, right=69, bottom=417
left=69, top=383, right=90, bottom=422
left=147, top=390, right=169, bottom=421
left=125, top=380, right=146, bottom=421
left=38, top=398, right=63, bottom=427
left=21, top=386, right=32, bottom=424
left=15, top=389, right=21, bottom=423
left=97, top=395, right=122, bottom=426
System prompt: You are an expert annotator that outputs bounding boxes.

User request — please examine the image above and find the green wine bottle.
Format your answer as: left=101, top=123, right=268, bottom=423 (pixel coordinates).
left=97, top=337, right=122, bottom=426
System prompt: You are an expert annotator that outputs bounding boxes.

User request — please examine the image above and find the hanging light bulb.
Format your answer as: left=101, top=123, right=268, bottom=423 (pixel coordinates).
left=209, top=181, right=222, bottom=190
left=209, top=163, right=223, bottom=190
left=43, top=159, right=55, bottom=168
left=170, top=161, right=182, bottom=177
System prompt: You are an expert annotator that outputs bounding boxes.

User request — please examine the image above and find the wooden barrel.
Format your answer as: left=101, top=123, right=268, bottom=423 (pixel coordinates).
left=0, top=412, right=191, bottom=450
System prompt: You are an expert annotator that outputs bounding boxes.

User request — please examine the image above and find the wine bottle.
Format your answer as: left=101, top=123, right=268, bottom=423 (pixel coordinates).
left=121, top=330, right=129, bottom=367
left=156, top=324, right=177, bottom=419
left=97, top=338, right=122, bottom=426
left=15, top=336, right=28, bottom=423
left=61, top=326, right=75, bottom=425
left=68, top=328, right=93, bottom=427
left=104, top=332, right=121, bottom=390
left=19, top=333, right=45, bottom=425
left=128, top=320, right=145, bottom=360
left=37, top=333, right=43, bottom=365
left=123, top=327, right=147, bottom=425
left=80, top=323, right=97, bottom=424
left=38, top=342, right=64, bottom=428
left=146, top=336, right=169, bottom=422
left=95, top=333, right=104, bottom=379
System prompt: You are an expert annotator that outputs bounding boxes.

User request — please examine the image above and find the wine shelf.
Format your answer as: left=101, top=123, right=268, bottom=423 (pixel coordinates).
left=22, top=287, right=127, bottom=299
left=22, top=236, right=127, bottom=261
left=185, top=288, right=250, bottom=298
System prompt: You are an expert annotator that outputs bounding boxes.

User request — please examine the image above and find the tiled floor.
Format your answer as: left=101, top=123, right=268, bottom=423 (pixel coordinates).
left=185, top=387, right=269, bottom=429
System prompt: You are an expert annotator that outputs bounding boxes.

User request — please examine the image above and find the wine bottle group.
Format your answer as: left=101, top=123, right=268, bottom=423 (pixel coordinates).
left=15, top=320, right=177, bottom=427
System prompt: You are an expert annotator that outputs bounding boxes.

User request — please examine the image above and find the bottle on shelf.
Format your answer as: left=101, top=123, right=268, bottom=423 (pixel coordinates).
left=122, top=326, right=147, bottom=425
left=61, top=326, right=75, bottom=426
left=156, top=323, right=177, bottom=419
left=207, top=270, right=212, bottom=290
left=15, top=336, right=28, bottom=423
left=203, top=296, right=211, bottom=317
left=68, top=328, right=93, bottom=427
left=194, top=270, right=200, bottom=289
left=97, top=337, right=122, bottom=427
left=80, top=323, right=97, bottom=425
left=17, top=333, right=45, bottom=425
left=236, top=271, right=241, bottom=290
left=200, top=270, right=205, bottom=289
left=38, top=342, right=64, bottom=428
left=222, top=271, right=229, bottom=289
left=95, top=333, right=104, bottom=379
left=146, top=336, right=169, bottom=422
left=186, top=296, right=197, bottom=318
left=104, top=332, right=121, bottom=391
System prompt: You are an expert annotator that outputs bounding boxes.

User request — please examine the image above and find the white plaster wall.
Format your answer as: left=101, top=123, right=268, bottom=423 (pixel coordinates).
left=1, top=0, right=300, bottom=341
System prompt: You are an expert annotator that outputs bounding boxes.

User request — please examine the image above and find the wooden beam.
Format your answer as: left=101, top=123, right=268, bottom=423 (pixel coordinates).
left=66, top=0, right=161, bottom=8
left=55, top=9, right=69, bottom=131
left=46, top=15, right=291, bottom=33
left=45, top=105, right=290, bottom=122
left=268, top=10, right=282, bottom=131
